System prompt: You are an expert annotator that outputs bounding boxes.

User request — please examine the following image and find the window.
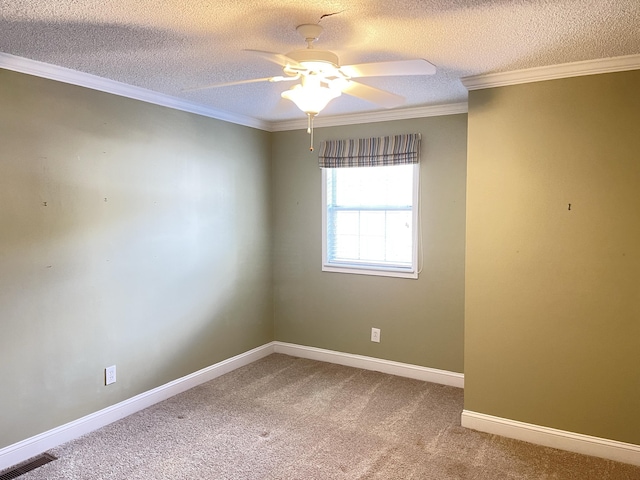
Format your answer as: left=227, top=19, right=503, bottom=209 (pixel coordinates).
left=319, top=134, right=421, bottom=279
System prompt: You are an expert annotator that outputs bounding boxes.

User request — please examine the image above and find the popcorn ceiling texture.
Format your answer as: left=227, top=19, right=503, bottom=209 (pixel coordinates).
left=1, top=0, right=639, bottom=121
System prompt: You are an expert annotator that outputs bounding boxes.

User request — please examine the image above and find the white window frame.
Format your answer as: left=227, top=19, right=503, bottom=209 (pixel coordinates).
left=321, top=164, right=420, bottom=279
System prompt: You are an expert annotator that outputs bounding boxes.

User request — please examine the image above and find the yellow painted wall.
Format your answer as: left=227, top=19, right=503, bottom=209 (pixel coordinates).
left=0, top=69, right=273, bottom=448
left=465, top=70, right=640, bottom=444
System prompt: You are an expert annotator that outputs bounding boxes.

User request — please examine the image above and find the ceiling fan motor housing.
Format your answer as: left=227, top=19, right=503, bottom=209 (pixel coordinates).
left=286, top=49, right=340, bottom=70
left=287, top=24, right=341, bottom=73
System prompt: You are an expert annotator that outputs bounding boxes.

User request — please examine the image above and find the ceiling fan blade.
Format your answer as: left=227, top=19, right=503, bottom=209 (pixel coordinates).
left=182, top=75, right=298, bottom=92
left=340, top=59, right=436, bottom=78
left=244, top=49, right=303, bottom=68
left=341, top=80, right=405, bottom=108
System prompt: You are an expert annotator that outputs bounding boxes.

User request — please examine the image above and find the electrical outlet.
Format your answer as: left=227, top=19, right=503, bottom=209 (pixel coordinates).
left=371, top=327, right=381, bottom=343
left=105, top=365, right=116, bottom=385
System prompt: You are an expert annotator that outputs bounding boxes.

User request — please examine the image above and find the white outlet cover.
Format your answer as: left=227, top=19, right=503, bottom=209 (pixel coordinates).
left=105, top=365, right=116, bottom=385
left=371, top=328, right=381, bottom=343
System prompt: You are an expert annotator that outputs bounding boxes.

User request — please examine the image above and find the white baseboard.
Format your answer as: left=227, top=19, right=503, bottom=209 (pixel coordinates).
left=461, top=410, right=640, bottom=467
left=0, top=343, right=275, bottom=471
left=273, top=341, right=464, bottom=388
left=1, top=341, right=463, bottom=471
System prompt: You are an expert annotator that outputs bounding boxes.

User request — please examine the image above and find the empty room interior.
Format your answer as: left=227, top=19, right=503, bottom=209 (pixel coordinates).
left=1, top=1, right=639, bottom=478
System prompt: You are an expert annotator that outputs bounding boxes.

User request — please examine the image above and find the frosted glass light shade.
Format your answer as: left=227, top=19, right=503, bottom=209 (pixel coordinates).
left=281, top=83, right=341, bottom=115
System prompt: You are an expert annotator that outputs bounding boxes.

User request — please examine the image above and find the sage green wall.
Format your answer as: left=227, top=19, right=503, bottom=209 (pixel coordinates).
left=272, top=115, right=467, bottom=372
left=0, top=69, right=273, bottom=448
left=465, top=70, right=640, bottom=444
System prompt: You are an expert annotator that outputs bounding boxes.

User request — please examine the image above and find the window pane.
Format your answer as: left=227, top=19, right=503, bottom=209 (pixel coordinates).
left=333, top=165, right=413, bottom=207
left=324, top=164, right=417, bottom=274
left=385, top=211, right=412, bottom=263
left=334, top=234, right=359, bottom=260
left=334, top=211, right=359, bottom=236
left=360, top=235, right=385, bottom=262
left=360, top=211, right=386, bottom=237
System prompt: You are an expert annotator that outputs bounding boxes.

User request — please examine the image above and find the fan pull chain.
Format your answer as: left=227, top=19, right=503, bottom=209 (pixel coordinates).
left=307, top=113, right=315, bottom=151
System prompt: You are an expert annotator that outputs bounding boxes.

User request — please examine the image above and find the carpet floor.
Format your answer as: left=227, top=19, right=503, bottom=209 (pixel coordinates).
left=14, top=354, right=640, bottom=479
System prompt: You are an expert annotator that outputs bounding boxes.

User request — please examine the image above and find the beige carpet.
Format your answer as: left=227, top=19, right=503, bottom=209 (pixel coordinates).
left=14, top=354, right=640, bottom=479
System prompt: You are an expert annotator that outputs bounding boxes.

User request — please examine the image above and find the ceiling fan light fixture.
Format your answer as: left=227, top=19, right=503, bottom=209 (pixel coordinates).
left=196, top=23, right=435, bottom=151
left=281, top=76, right=342, bottom=151
left=281, top=81, right=341, bottom=116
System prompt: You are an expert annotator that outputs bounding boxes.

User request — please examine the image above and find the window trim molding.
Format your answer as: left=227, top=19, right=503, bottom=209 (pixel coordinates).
left=321, top=164, right=420, bottom=279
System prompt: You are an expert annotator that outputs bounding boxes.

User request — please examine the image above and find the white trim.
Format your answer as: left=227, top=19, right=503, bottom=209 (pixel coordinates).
left=271, top=102, right=468, bottom=132
left=321, top=163, right=420, bottom=280
left=0, top=53, right=466, bottom=131
left=1, top=341, right=462, bottom=471
left=462, top=54, right=640, bottom=91
left=7, top=52, right=640, bottom=130
left=273, top=341, right=464, bottom=388
left=0, top=53, right=269, bottom=131
left=0, top=343, right=275, bottom=471
left=461, top=410, right=640, bottom=467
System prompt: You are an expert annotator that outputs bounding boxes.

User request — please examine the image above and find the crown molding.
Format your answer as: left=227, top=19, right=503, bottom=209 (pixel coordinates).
left=5, top=52, right=639, bottom=130
left=0, top=53, right=270, bottom=131
left=269, top=102, right=468, bottom=132
left=1, top=53, right=464, bottom=132
left=462, top=54, right=640, bottom=91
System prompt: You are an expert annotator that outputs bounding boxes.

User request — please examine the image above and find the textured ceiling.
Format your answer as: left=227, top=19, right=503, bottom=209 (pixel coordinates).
left=1, top=0, right=640, bottom=123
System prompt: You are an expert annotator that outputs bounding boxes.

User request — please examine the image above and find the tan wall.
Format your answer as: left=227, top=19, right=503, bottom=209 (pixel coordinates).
left=465, top=70, right=640, bottom=444
left=272, top=115, right=467, bottom=372
left=0, top=69, right=273, bottom=448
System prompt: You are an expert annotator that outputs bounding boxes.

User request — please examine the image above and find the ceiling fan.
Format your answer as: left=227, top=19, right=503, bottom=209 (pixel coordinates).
left=187, top=23, right=436, bottom=149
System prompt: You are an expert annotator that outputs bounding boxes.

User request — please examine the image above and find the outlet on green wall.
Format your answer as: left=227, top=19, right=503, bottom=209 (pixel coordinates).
left=0, top=69, right=274, bottom=449
left=271, top=115, right=468, bottom=373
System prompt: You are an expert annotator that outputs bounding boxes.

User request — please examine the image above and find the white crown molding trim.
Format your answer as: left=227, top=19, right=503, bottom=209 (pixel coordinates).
left=461, top=410, right=640, bottom=467
left=462, top=54, right=640, bottom=91
left=0, top=343, right=275, bottom=471
left=0, top=53, right=466, bottom=133
left=0, top=53, right=270, bottom=131
left=273, top=341, right=464, bottom=388
left=269, top=102, right=468, bottom=132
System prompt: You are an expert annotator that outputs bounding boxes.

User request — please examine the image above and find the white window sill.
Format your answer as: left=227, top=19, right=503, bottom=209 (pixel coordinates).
left=322, top=263, right=418, bottom=279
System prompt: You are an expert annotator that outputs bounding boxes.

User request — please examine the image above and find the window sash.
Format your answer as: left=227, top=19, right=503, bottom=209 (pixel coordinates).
left=326, top=207, right=414, bottom=266
left=321, top=164, right=419, bottom=279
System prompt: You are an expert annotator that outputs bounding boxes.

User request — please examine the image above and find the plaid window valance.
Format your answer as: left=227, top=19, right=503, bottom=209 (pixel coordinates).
left=318, top=134, right=421, bottom=168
